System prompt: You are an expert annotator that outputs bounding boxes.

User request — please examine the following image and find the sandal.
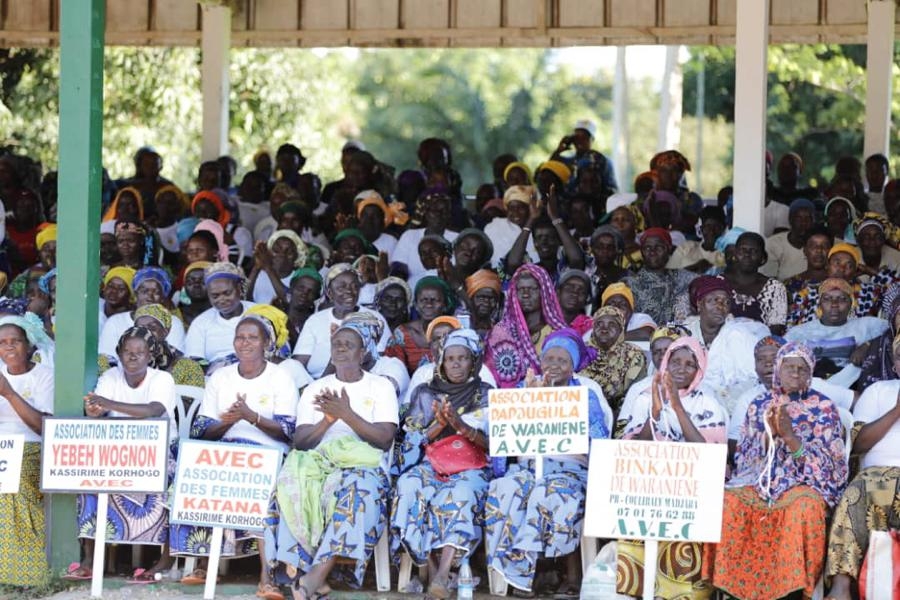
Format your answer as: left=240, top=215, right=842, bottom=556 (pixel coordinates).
left=291, top=579, right=315, bottom=600
left=256, top=582, right=285, bottom=600
left=62, top=563, right=92, bottom=581
left=126, top=567, right=158, bottom=584
left=181, top=568, right=213, bottom=585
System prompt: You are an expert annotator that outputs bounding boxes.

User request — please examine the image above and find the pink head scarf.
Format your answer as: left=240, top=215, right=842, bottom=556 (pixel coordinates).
left=193, top=218, right=228, bottom=262
left=658, top=336, right=708, bottom=397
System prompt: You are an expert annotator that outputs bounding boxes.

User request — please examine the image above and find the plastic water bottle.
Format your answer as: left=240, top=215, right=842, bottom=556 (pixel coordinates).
left=457, top=558, right=474, bottom=600
left=580, top=561, right=617, bottom=599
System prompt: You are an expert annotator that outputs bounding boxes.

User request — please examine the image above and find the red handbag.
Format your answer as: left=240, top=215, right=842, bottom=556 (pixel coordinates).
left=859, top=530, right=900, bottom=600
left=425, top=434, right=488, bottom=479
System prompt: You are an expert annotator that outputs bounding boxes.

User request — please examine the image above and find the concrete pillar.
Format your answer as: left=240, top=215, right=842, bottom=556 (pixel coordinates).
left=51, top=0, right=104, bottom=570
left=731, top=0, right=769, bottom=234
left=657, top=45, right=683, bottom=152
left=863, top=0, right=896, bottom=159
left=201, top=4, right=231, bottom=161
left=612, top=46, right=629, bottom=192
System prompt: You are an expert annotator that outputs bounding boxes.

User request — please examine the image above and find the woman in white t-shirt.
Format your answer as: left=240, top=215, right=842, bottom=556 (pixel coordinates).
left=179, top=313, right=298, bottom=593
left=0, top=315, right=54, bottom=586
left=825, top=335, right=900, bottom=600
left=270, top=317, right=398, bottom=600
left=67, top=326, right=177, bottom=582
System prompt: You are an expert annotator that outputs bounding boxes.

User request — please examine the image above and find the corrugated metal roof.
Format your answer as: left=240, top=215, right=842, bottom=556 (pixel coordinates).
left=0, top=0, right=894, bottom=48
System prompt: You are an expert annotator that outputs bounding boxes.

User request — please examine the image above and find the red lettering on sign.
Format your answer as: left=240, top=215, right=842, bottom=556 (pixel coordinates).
left=78, top=479, right=134, bottom=488
left=196, top=448, right=263, bottom=469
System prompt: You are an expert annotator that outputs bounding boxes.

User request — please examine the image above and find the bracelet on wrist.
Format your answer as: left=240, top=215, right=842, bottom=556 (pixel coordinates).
left=522, top=226, right=532, bottom=234
left=255, top=412, right=262, bottom=426
left=791, top=442, right=805, bottom=458
left=551, top=217, right=564, bottom=226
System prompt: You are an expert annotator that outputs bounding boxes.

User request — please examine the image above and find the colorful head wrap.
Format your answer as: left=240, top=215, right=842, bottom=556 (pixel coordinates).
left=267, top=229, right=308, bottom=268
left=270, top=182, right=303, bottom=203
left=191, top=190, right=231, bottom=227
left=0, top=313, right=53, bottom=351
left=425, top=316, right=461, bottom=342
left=825, top=196, right=859, bottom=220
left=827, top=242, right=862, bottom=265
left=415, top=275, right=457, bottom=313
left=355, top=191, right=410, bottom=227
left=788, top=197, right=815, bottom=218
left=203, top=261, right=247, bottom=297
left=455, top=228, right=494, bottom=265
left=772, top=341, right=815, bottom=394
left=291, top=266, right=323, bottom=288
left=193, top=219, right=229, bottom=262
left=115, top=325, right=159, bottom=365
left=38, top=268, right=57, bottom=295
left=336, top=312, right=382, bottom=362
left=325, top=263, right=360, bottom=290
left=375, top=276, right=412, bottom=308
left=36, top=223, right=57, bottom=251
left=133, top=266, right=172, bottom=298
left=591, top=225, right=624, bottom=253
left=443, top=328, right=483, bottom=358
left=754, top=335, right=787, bottom=354
left=184, top=261, right=213, bottom=278
left=689, top=275, right=732, bottom=312
left=502, top=185, right=536, bottom=210
left=650, top=323, right=690, bottom=344
left=537, top=160, right=572, bottom=184
left=103, top=266, right=136, bottom=292
left=818, top=277, right=854, bottom=300
left=334, top=228, right=376, bottom=255
left=590, top=305, right=626, bottom=347
left=133, top=303, right=172, bottom=331
left=176, top=217, right=200, bottom=246
left=853, top=211, right=889, bottom=238
left=0, top=297, right=28, bottom=316
left=659, top=336, right=708, bottom=397
left=541, top=327, right=595, bottom=371
left=651, top=150, right=691, bottom=173
left=243, top=304, right=290, bottom=358
left=601, top=282, right=635, bottom=309
left=102, top=186, right=144, bottom=222
left=155, top=184, right=189, bottom=214
left=502, top=162, right=533, bottom=184
left=640, top=227, right=673, bottom=248
left=465, top=269, right=502, bottom=298
left=481, top=197, right=506, bottom=216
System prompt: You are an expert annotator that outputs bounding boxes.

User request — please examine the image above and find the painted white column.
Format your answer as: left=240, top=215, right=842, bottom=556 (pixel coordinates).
left=657, top=45, right=683, bottom=152
left=612, top=46, right=629, bottom=192
left=863, top=0, right=895, bottom=159
left=201, top=4, right=231, bottom=161
left=732, top=0, right=769, bottom=234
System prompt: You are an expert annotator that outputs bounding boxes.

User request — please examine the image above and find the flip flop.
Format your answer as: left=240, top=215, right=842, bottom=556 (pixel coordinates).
left=256, top=582, right=285, bottom=600
left=126, top=567, right=158, bottom=584
left=180, top=568, right=209, bottom=585
left=62, top=563, right=93, bottom=581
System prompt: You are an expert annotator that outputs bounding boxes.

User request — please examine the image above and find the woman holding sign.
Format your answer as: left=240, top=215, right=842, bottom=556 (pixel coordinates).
left=69, top=326, right=177, bottom=582
left=391, top=328, right=492, bottom=599
left=0, top=314, right=54, bottom=587
left=484, top=328, right=611, bottom=598
left=178, top=311, right=297, bottom=596
left=616, top=336, right=726, bottom=599
left=269, top=316, right=398, bottom=600
left=703, top=342, right=847, bottom=600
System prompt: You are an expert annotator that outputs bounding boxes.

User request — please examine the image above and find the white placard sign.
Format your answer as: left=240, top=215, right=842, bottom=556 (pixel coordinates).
left=584, top=439, right=727, bottom=543
left=488, top=386, right=589, bottom=456
left=0, top=434, right=25, bottom=494
left=170, top=440, right=282, bottom=531
left=41, top=418, right=169, bottom=493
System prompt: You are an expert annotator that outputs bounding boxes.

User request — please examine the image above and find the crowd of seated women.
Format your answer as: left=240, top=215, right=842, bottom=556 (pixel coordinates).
left=0, top=132, right=897, bottom=600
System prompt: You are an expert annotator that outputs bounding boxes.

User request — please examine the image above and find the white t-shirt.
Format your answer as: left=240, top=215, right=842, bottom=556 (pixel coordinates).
left=0, top=363, right=54, bottom=442
left=727, top=378, right=854, bottom=441
left=373, top=232, right=398, bottom=258
left=252, top=271, right=292, bottom=305
left=155, top=222, right=180, bottom=253
left=185, top=301, right=256, bottom=362
left=98, top=310, right=186, bottom=359
left=292, top=307, right=391, bottom=378
left=392, top=228, right=458, bottom=277
left=238, top=201, right=270, bottom=234
left=296, top=371, right=399, bottom=471
left=94, top=366, right=177, bottom=441
left=200, top=362, right=299, bottom=454
left=484, top=218, right=537, bottom=267
left=853, top=379, right=900, bottom=469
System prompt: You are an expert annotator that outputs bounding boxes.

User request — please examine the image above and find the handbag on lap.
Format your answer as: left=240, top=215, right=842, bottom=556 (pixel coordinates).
left=425, top=434, right=487, bottom=479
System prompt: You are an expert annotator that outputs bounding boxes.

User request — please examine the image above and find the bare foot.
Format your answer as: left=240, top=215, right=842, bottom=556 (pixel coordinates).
left=825, top=574, right=853, bottom=600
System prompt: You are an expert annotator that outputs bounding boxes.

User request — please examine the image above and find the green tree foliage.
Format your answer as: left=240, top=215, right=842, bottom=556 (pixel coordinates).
left=683, top=43, right=900, bottom=187
left=353, top=48, right=613, bottom=187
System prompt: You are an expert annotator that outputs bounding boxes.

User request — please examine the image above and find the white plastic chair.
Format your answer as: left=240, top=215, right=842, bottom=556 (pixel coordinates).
left=373, top=530, right=391, bottom=592
left=837, top=406, right=853, bottom=464
left=175, top=385, right=204, bottom=440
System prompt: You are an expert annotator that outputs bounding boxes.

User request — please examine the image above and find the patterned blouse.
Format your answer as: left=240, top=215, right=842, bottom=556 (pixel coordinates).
left=787, top=268, right=900, bottom=327
left=723, top=276, right=788, bottom=327
left=728, top=389, right=847, bottom=507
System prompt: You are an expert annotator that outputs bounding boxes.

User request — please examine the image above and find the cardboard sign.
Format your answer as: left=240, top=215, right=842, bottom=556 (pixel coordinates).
left=170, top=440, right=282, bottom=531
left=41, top=418, right=169, bottom=493
left=0, top=435, right=25, bottom=494
left=584, top=439, right=727, bottom=543
left=488, top=386, right=589, bottom=457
